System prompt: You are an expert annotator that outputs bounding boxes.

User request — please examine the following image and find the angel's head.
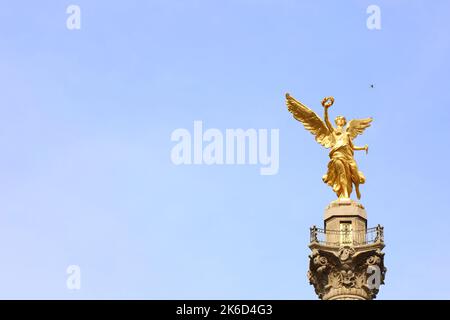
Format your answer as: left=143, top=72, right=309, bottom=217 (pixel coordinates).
left=335, top=116, right=347, bottom=127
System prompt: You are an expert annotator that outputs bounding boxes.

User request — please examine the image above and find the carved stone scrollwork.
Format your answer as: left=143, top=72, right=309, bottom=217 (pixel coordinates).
left=308, top=245, right=386, bottom=300
left=338, top=246, right=355, bottom=262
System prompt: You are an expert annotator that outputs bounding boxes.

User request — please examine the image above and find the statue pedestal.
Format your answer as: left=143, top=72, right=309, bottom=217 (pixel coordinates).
left=307, top=200, right=386, bottom=300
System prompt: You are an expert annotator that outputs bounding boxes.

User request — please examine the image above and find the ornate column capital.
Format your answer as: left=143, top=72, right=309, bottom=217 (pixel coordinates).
left=308, top=243, right=386, bottom=300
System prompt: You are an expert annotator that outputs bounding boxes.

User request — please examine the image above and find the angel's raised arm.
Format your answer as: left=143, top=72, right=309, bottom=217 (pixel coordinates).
left=321, top=97, right=334, bottom=132
left=323, top=106, right=333, bottom=132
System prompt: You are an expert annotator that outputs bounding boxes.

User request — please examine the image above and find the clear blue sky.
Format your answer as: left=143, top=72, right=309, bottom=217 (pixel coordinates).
left=0, top=0, right=449, bottom=299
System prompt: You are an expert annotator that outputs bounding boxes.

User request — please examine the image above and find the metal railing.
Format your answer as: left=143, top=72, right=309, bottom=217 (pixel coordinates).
left=310, top=224, right=384, bottom=246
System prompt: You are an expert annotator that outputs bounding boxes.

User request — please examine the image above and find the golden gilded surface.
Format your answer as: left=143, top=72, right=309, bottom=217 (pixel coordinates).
left=285, top=93, right=372, bottom=199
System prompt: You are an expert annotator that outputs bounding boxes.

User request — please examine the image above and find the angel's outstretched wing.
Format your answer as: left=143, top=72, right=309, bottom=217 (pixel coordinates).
left=346, top=118, right=373, bottom=140
left=285, top=93, right=334, bottom=148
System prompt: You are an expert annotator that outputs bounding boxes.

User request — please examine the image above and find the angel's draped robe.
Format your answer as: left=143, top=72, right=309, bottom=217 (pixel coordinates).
left=322, top=133, right=365, bottom=199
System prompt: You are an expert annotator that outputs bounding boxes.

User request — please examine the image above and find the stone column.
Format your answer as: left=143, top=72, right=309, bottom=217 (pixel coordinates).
left=307, top=199, right=386, bottom=300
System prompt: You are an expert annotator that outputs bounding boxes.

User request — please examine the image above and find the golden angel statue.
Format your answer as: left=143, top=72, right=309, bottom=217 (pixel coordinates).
left=285, top=93, right=372, bottom=200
